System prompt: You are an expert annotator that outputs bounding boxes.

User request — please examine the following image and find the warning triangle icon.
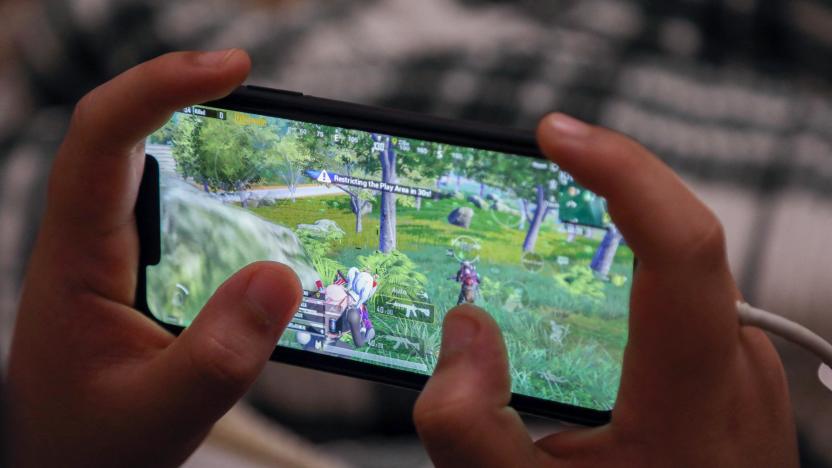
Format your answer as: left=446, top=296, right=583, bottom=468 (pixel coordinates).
left=317, top=170, right=332, bottom=184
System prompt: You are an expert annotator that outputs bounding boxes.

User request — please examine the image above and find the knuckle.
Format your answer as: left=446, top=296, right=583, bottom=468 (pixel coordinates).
left=413, top=393, right=471, bottom=440
left=687, top=214, right=728, bottom=267
left=412, top=395, right=436, bottom=431
left=743, top=327, right=789, bottom=388
left=413, top=395, right=445, bottom=433
left=413, top=395, right=504, bottom=460
left=187, top=334, right=259, bottom=389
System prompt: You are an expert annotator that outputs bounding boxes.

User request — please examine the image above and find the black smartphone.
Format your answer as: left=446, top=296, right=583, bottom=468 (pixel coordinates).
left=136, top=85, right=633, bottom=425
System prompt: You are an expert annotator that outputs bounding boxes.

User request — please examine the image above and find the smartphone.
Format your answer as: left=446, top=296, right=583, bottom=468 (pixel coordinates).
left=136, top=85, right=634, bottom=425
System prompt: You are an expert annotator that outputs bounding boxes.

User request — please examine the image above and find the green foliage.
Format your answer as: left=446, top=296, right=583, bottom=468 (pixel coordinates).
left=478, top=276, right=526, bottom=312
left=260, top=137, right=321, bottom=198
left=326, top=144, right=378, bottom=226
left=170, top=115, right=203, bottom=182
left=553, top=265, right=606, bottom=302
left=295, top=222, right=346, bottom=282
left=396, top=193, right=419, bottom=208
left=148, top=122, right=174, bottom=144
left=253, top=196, right=380, bottom=251
left=506, top=337, right=620, bottom=409
left=312, top=257, right=345, bottom=285
left=356, top=250, right=428, bottom=301
left=147, top=178, right=319, bottom=326
left=393, top=138, right=452, bottom=192
left=170, top=115, right=278, bottom=192
left=296, top=225, right=344, bottom=256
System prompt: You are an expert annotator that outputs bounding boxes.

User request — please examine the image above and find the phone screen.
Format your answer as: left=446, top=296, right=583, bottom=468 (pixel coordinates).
left=145, top=105, right=632, bottom=411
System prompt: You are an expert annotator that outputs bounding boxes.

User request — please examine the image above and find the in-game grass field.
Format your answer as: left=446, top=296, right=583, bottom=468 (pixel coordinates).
left=252, top=193, right=632, bottom=410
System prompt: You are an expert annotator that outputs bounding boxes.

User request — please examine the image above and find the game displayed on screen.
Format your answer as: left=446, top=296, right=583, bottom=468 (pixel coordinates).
left=146, top=105, right=633, bottom=411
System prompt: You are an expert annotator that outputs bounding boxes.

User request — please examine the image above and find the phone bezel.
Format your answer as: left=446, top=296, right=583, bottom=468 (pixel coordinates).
left=135, top=85, right=625, bottom=426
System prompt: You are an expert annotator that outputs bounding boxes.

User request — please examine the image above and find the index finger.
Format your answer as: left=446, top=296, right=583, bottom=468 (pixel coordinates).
left=536, top=114, right=741, bottom=423
left=48, top=50, right=251, bottom=237
left=536, top=113, right=724, bottom=271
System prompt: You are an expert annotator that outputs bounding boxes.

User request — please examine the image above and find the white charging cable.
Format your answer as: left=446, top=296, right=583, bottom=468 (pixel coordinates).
left=737, top=302, right=832, bottom=392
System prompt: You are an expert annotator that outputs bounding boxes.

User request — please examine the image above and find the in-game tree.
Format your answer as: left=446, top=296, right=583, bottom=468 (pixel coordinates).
left=451, top=146, right=491, bottom=198
left=324, top=128, right=376, bottom=233
left=259, top=136, right=318, bottom=203
left=373, top=134, right=457, bottom=252
left=169, top=114, right=278, bottom=206
left=373, top=134, right=397, bottom=253
left=393, top=137, right=452, bottom=211
left=168, top=114, right=207, bottom=191
left=485, top=156, right=560, bottom=253
left=271, top=121, right=376, bottom=231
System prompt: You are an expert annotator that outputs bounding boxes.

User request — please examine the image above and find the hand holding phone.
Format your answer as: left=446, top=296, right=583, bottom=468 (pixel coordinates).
left=7, top=50, right=306, bottom=468
left=414, top=114, right=798, bottom=468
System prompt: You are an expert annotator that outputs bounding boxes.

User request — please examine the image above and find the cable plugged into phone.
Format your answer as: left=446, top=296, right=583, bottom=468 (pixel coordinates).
left=820, top=363, right=832, bottom=392
left=737, top=302, right=832, bottom=392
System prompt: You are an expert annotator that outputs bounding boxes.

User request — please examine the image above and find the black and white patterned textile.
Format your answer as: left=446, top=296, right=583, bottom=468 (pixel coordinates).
left=1, top=0, right=830, bottom=465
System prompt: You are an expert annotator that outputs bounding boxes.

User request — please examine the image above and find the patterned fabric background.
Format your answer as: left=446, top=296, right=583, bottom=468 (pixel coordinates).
left=1, top=0, right=830, bottom=465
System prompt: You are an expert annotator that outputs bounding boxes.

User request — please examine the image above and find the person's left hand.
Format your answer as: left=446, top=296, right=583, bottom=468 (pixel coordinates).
left=412, top=114, right=797, bottom=468
left=8, top=50, right=302, bottom=468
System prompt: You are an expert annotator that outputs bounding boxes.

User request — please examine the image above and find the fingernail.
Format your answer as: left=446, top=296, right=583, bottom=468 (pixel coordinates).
left=195, top=48, right=238, bottom=67
left=441, top=313, right=479, bottom=357
left=548, top=113, right=590, bottom=138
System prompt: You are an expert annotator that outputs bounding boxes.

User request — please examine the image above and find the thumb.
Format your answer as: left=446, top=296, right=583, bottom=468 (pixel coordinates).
left=414, top=305, right=538, bottom=467
left=137, top=262, right=301, bottom=447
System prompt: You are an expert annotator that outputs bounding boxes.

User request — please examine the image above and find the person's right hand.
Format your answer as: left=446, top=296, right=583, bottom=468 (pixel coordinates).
left=414, top=114, right=798, bottom=467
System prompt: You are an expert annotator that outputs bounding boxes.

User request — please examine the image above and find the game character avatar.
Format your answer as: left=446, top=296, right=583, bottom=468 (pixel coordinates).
left=453, top=261, right=480, bottom=305
left=297, top=267, right=379, bottom=350
left=322, top=267, right=378, bottom=348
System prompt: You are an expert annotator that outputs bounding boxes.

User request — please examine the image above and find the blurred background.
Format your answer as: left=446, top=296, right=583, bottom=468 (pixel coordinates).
left=1, top=0, right=831, bottom=466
